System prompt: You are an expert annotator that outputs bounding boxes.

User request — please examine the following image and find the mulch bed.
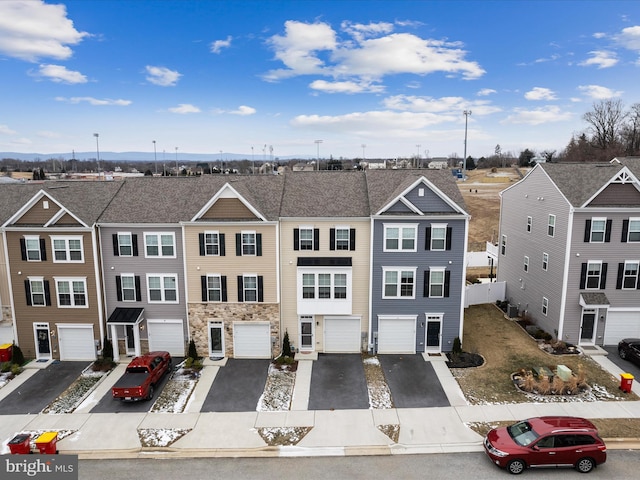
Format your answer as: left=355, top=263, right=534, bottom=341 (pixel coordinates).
left=446, top=352, right=484, bottom=368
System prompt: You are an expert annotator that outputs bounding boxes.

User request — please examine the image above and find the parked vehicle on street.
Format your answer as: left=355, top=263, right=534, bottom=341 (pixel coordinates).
left=618, top=338, right=640, bottom=367
left=483, top=416, right=606, bottom=474
left=111, top=351, right=172, bottom=401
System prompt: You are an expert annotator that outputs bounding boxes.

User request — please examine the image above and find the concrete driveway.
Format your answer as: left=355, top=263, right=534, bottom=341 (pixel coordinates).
left=604, top=345, right=640, bottom=382
left=0, top=361, right=89, bottom=414
left=201, top=359, right=270, bottom=412
left=308, top=354, right=369, bottom=410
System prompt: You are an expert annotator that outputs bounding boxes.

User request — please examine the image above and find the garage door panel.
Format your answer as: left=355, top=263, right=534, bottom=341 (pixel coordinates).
left=58, top=326, right=96, bottom=361
left=324, top=318, right=360, bottom=353
left=604, top=312, right=640, bottom=345
left=234, top=323, right=271, bottom=358
left=378, top=317, right=416, bottom=354
left=148, top=320, right=185, bottom=357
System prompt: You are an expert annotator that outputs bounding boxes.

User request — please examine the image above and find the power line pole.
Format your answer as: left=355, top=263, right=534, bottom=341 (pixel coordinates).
left=463, top=110, right=472, bottom=179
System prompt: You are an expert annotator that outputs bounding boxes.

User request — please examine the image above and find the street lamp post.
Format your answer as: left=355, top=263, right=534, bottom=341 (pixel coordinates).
left=153, top=140, right=157, bottom=175
left=416, top=144, right=421, bottom=168
left=314, top=139, right=323, bottom=170
left=361, top=144, right=366, bottom=161
left=463, top=110, right=472, bottom=178
left=175, top=147, right=178, bottom=175
left=93, top=133, right=100, bottom=179
left=251, top=146, right=254, bottom=174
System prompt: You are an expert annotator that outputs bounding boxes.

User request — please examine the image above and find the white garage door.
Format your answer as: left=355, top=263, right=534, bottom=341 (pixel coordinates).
left=57, top=324, right=96, bottom=361
left=233, top=322, right=271, bottom=358
left=378, top=316, right=416, bottom=354
left=324, top=317, right=361, bottom=353
left=148, top=319, right=185, bottom=357
left=604, top=311, right=640, bottom=345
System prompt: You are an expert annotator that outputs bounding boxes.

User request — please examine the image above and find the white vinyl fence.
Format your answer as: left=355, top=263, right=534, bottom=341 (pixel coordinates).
left=465, top=281, right=505, bottom=308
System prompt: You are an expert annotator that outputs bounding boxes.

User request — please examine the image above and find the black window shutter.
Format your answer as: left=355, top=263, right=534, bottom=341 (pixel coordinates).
left=112, top=234, right=119, bottom=256
left=199, top=233, right=205, bottom=256
left=201, top=275, right=207, bottom=301
left=116, top=276, right=122, bottom=301
left=446, top=227, right=452, bottom=250
left=579, top=263, right=587, bottom=289
left=237, top=275, right=244, bottom=301
left=330, top=228, right=336, bottom=250
left=600, top=263, right=607, bottom=289
left=616, top=263, right=624, bottom=289
left=622, top=220, right=629, bottom=242
left=40, top=238, right=47, bottom=261
left=132, top=234, right=139, bottom=256
left=235, top=233, right=242, bottom=256
left=44, top=280, right=51, bottom=306
left=444, top=271, right=451, bottom=297
left=25, top=280, right=32, bottom=305
left=584, top=220, right=591, bottom=242
left=423, top=270, right=430, bottom=297
left=350, top=228, right=356, bottom=251
left=605, top=220, right=612, bottom=242
left=294, top=229, right=300, bottom=250
left=20, top=238, right=27, bottom=261
left=220, top=233, right=226, bottom=256
left=258, top=276, right=264, bottom=302
left=135, top=276, right=141, bottom=301
left=221, top=276, right=228, bottom=301
left=256, top=233, right=262, bottom=256
left=313, top=228, right=320, bottom=251
left=425, top=227, right=432, bottom=250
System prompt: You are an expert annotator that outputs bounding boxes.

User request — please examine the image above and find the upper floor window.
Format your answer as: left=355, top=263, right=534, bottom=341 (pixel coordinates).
left=238, top=274, right=263, bottom=302
left=299, top=227, right=314, bottom=250
left=586, top=218, right=611, bottom=243
left=54, top=277, right=87, bottom=307
left=116, top=274, right=141, bottom=302
left=427, top=224, right=449, bottom=251
left=622, top=218, right=640, bottom=243
left=199, top=232, right=225, bottom=256
left=117, top=233, right=133, bottom=256
left=144, top=232, right=175, bottom=258
left=526, top=216, right=532, bottom=233
left=147, top=274, right=178, bottom=303
left=547, top=215, right=556, bottom=237
left=383, top=268, right=416, bottom=298
left=21, top=236, right=46, bottom=262
left=51, top=236, right=83, bottom=263
left=523, top=256, right=529, bottom=273
left=236, top=231, right=262, bottom=256
left=332, top=227, right=352, bottom=251
left=384, top=224, right=417, bottom=252
left=26, top=277, right=49, bottom=306
left=542, top=252, right=549, bottom=271
left=202, top=274, right=227, bottom=302
left=580, top=261, right=607, bottom=290
left=617, top=261, right=640, bottom=290
left=301, top=272, right=348, bottom=300
left=542, top=297, right=549, bottom=316
left=426, top=268, right=449, bottom=298
left=500, top=235, right=507, bottom=256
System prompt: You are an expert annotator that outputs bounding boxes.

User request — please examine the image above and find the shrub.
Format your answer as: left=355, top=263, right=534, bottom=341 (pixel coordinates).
left=1, top=361, right=10, bottom=373
left=452, top=337, right=463, bottom=355
left=522, top=372, right=535, bottom=392
left=552, top=376, right=565, bottom=394
left=282, top=330, right=292, bottom=357
left=102, top=335, right=113, bottom=359
left=10, top=363, right=22, bottom=376
left=187, top=339, right=199, bottom=360
left=537, top=376, right=551, bottom=395
left=11, top=343, right=25, bottom=366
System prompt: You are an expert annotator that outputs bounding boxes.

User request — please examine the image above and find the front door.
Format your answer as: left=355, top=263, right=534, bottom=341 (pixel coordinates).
left=299, top=316, right=314, bottom=352
left=33, top=323, right=51, bottom=360
left=425, top=315, right=442, bottom=353
left=125, top=324, right=136, bottom=355
left=209, top=321, right=224, bottom=358
left=580, top=309, right=596, bottom=344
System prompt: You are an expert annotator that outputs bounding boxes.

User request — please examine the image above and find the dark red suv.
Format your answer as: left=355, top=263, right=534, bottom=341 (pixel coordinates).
left=484, top=416, right=606, bottom=474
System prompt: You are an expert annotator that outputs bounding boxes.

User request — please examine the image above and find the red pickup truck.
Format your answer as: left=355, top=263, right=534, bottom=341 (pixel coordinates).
left=111, top=351, right=172, bottom=401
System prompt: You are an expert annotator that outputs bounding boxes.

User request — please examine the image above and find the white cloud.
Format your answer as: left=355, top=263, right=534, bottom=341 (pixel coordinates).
left=35, top=64, right=87, bottom=84
left=593, top=32, right=607, bottom=39
left=341, top=21, right=394, bottom=41
left=578, top=84, right=623, bottom=99
left=0, top=0, right=87, bottom=62
left=381, top=94, right=501, bottom=116
left=145, top=65, right=182, bottom=86
left=168, top=104, right=201, bottom=114
left=615, top=25, right=640, bottom=51
left=0, top=124, right=17, bottom=135
left=55, top=96, right=132, bottom=106
left=211, top=35, right=232, bottom=54
left=477, top=88, right=496, bottom=96
left=525, top=87, right=557, bottom=101
left=309, top=79, right=384, bottom=94
left=230, top=105, right=256, bottom=115
left=37, top=130, right=60, bottom=138
left=579, top=50, right=618, bottom=68
left=503, top=106, right=573, bottom=125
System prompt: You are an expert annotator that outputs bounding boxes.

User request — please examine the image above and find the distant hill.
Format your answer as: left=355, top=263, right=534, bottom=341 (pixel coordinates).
left=0, top=151, right=313, bottom=162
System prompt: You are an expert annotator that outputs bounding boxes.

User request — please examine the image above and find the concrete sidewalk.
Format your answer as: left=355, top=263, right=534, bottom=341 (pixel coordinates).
left=1, top=350, right=639, bottom=459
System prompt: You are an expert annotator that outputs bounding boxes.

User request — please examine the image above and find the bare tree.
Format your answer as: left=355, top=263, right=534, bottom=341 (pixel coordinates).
left=621, top=102, right=640, bottom=155
left=583, top=99, right=626, bottom=150
left=541, top=150, right=556, bottom=162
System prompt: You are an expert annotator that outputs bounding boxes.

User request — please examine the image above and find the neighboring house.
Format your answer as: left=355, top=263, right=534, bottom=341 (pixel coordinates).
left=368, top=170, right=470, bottom=354
left=0, top=181, right=122, bottom=361
left=279, top=172, right=371, bottom=354
left=497, top=159, right=640, bottom=347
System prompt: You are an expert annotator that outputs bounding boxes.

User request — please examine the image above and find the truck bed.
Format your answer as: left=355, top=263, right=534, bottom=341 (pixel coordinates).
left=112, top=371, right=149, bottom=389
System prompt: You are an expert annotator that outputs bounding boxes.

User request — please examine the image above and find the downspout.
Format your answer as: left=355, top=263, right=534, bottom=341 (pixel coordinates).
left=368, top=216, right=375, bottom=354
left=557, top=206, right=575, bottom=342
left=2, top=229, right=19, bottom=345
left=92, top=225, right=105, bottom=353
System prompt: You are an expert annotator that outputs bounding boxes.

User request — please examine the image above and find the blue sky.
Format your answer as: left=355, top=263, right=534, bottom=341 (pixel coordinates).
left=1, top=0, right=640, bottom=161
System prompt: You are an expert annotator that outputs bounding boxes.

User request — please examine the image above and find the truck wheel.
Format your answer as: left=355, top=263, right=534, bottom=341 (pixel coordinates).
left=146, top=385, right=155, bottom=401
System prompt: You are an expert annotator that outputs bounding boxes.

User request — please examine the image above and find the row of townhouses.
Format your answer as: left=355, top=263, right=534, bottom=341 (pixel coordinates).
left=0, top=169, right=470, bottom=361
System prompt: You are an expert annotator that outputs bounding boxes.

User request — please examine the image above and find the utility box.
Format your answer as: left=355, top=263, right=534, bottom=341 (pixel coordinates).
left=556, top=364, right=572, bottom=381
left=8, top=434, right=31, bottom=454
left=35, top=432, right=58, bottom=455
left=0, top=343, right=12, bottom=362
left=620, top=373, right=634, bottom=394
left=507, top=304, right=518, bottom=318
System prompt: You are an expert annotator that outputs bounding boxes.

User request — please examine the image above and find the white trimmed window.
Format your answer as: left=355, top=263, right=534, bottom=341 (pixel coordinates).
left=51, top=236, right=83, bottom=262
left=335, top=227, right=350, bottom=250
left=117, top=233, right=133, bottom=256
left=242, top=231, right=257, bottom=256
left=523, top=256, right=529, bottom=272
left=429, top=268, right=446, bottom=298
left=500, top=234, right=507, bottom=255
left=547, top=214, right=556, bottom=237
left=430, top=224, right=447, bottom=251
left=586, top=261, right=602, bottom=290
left=206, top=274, right=222, bottom=301
left=299, top=227, right=314, bottom=250
left=383, top=267, right=416, bottom=298
left=204, top=232, right=220, bottom=256
left=145, top=232, right=175, bottom=258
left=526, top=216, right=532, bottom=233
left=622, top=261, right=639, bottom=289
left=147, top=274, right=178, bottom=303
left=542, top=297, right=549, bottom=316
left=384, top=224, right=417, bottom=252
left=243, top=274, right=258, bottom=302
left=302, top=272, right=347, bottom=300
left=28, top=277, right=46, bottom=306
left=590, top=218, right=607, bottom=243
left=25, top=236, right=42, bottom=261
left=628, top=218, right=640, bottom=242
left=54, top=277, right=87, bottom=307
left=120, top=274, right=136, bottom=301
left=542, top=252, right=549, bottom=271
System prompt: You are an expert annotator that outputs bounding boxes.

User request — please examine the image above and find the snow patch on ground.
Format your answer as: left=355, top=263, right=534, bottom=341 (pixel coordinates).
left=138, top=428, right=191, bottom=448
left=257, top=363, right=296, bottom=412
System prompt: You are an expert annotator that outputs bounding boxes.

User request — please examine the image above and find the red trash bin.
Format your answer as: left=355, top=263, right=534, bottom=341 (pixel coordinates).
left=8, top=433, right=31, bottom=454
left=620, top=373, right=634, bottom=393
left=35, top=432, right=58, bottom=454
left=0, top=343, right=12, bottom=362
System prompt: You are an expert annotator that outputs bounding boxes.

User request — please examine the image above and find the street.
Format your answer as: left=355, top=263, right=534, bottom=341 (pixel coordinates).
left=82, top=451, right=640, bottom=480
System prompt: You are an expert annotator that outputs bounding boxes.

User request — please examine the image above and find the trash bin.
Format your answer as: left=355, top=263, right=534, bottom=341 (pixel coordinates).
left=0, top=343, right=12, bottom=362
left=620, top=373, right=634, bottom=393
left=8, top=434, right=31, bottom=454
left=35, top=432, right=58, bottom=454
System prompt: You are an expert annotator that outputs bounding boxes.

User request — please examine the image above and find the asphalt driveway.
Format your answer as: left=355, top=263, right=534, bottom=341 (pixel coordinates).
left=0, top=361, right=89, bottom=414
left=201, top=359, right=270, bottom=412
left=604, top=345, right=640, bottom=382
left=308, top=354, right=369, bottom=410
left=378, top=355, right=450, bottom=408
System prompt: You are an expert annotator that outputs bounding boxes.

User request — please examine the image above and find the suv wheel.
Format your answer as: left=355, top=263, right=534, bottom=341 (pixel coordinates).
left=619, top=348, right=627, bottom=359
left=507, top=459, right=526, bottom=475
left=575, top=457, right=595, bottom=473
